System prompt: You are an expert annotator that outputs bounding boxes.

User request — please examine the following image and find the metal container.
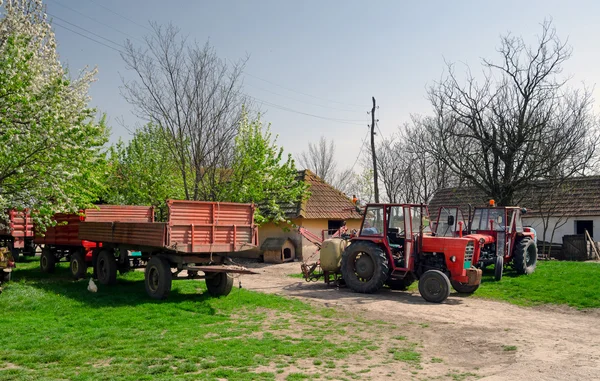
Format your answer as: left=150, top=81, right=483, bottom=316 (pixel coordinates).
left=79, top=200, right=258, bottom=254
left=35, top=205, right=154, bottom=247
left=320, top=238, right=347, bottom=272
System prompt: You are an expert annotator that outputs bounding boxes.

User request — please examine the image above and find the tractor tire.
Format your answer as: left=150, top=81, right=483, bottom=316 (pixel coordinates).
left=70, top=251, right=87, bottom=280
left=451, top=280, right=479, bottom=294
left=96, top=250, right=117, bottom=285
left=418, top=270, right=451, bottom=303
left=205, top=272, right=234, bottom=297
left=145, top=256, right=172, bottom=300
left=341, top=241, right=389, bottom=294
left=8, top=242, right=20, bottom=263
left=386, top=276, right=415, bottom=291
left=514, top=237, right=537, bottom=275
left=40, top=247, right=56, bottom=273
left=494, top=255, right=504, bottom=281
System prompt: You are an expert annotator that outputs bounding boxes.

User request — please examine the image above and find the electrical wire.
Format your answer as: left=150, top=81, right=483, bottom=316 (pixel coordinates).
left=86, top=0, right=153, bottom=32
left=48, top=12, right=126, bottom=50
left=349, top=129, right=371, bottom=173
left=53, top=21, right=124, bottom=54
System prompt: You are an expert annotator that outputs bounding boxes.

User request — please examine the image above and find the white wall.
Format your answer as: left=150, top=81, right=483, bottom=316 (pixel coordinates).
left=522, top=216, right=600, bottom=243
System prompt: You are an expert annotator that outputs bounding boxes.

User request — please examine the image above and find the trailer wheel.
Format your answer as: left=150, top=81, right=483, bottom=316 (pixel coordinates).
left=96, top=250, right=117, bottom=285
left=70, top=251, right=87, bottom=280
left=418, top=270, right=451, bottom=303
left=24, top=240, right=36, bottom=257
left=145, top=256, right=172, bottom=300
left=1, top=271, right=11, bottom=283
left=8, top=242, right=20, bottom=263
left=40, top=247, right=56, bottom=273
left=514, top=237, right=537, bottom=275
left=341, top=241, right=389, bottom=293
left=494, top=255, right=504, bottom=281
left=205, top=272, right=234, bottom=297
left=450, top=280, right=479, bottom=294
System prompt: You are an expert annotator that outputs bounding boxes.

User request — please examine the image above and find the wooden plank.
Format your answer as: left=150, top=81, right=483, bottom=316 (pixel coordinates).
left=585, top=230, right=600, bottom=260
left=186, top=265, right=258, bottom=275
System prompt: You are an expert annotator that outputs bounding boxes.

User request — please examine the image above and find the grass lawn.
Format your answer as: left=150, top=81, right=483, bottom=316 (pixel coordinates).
left=0, top=258, right=418, bottom=381
left=475, top=260, right=600, bottom=309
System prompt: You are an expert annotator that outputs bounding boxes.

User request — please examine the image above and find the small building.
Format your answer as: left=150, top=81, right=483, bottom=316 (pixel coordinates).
left=261, top=237, right=296, bottom=264
left=258, top=170, right=363, bottom=261
left=429, top=176, right=600, bottom=245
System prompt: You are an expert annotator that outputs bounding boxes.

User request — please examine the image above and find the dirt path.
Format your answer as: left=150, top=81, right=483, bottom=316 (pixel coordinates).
left=237, top=261, right=600, bottom=380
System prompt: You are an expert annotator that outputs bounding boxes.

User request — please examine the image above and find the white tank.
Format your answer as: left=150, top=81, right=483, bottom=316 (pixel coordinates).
left=320, top=238, right=347, bottom=272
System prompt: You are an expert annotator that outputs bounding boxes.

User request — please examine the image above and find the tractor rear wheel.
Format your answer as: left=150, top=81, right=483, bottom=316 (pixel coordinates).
left=40, top=247, right=56, bottom=273
left=418, top=270, right=451, bottom=303
left=514, top=237, right=537, bottom=275
left=205, top=272, right=234, bottom=297
left=341, top=241, right=389, bottom=293
left=450, top=280, right=479, bottom=294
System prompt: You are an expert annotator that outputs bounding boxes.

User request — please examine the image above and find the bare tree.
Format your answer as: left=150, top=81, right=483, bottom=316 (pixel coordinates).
left=424, top=20, right=599, bottom=206
left=298, top=136, right=337, bottom=183
left=120, top=22, right=249, bottom=201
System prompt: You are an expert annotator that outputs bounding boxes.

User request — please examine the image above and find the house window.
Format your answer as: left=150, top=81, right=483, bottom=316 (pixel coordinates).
left=575, top=220, right=593, bottom=238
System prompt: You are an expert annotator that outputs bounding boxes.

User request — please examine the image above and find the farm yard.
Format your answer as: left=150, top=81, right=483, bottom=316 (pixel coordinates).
left=1, top=258, right=599, bottom=381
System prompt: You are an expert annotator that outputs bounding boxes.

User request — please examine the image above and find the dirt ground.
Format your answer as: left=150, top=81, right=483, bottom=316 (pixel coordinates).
left=235, top=260, right=600, bottom=381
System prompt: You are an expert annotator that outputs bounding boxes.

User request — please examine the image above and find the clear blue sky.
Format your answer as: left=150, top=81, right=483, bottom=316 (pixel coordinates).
left=45, top=0, right=600, bottom=170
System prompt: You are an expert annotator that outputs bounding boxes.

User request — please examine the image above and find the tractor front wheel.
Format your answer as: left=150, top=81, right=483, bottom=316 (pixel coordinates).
left=341, top=241, right=389, bottom=293
left=418, top=270, right=451, bottom=303
left=494, top=255, right=504, bottom=281
left=514, top=238, right=537, bottom=275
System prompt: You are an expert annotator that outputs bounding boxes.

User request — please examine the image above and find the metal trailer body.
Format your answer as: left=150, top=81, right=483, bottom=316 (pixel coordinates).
left=35, top=205, right=154, bottom=277
left=0, top=210, right=35, bottom=261
left=78, top=200, right=259, bottom=299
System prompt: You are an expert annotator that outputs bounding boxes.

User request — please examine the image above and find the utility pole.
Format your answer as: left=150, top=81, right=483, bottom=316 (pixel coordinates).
left=370, top=96, right=380, bottom=203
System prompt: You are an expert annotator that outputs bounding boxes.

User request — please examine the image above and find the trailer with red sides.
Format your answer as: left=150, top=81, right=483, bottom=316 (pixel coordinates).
left=35, top=205, right=154, bottom=279
left=0, top=210, right=35, bottom=262
left=78, top=200, right=259, bottom=299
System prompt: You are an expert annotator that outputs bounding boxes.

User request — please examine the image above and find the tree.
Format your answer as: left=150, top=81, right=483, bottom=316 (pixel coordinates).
left=297, top=135, right=355, bottom=194
left=222, top=111, right=308, bottom=224
left=104, top=124, right=185, bottom=220
left=424, top=21, right=599, bottom=206
left=0, top=0, right=108, bottom=227
left=120, top=23, right=249, bottom=202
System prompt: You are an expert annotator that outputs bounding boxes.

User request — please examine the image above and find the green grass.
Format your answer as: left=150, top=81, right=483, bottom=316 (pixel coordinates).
left=287, top=273, right=305, bottom=279
left=475, top=261, right=600, bottom=309
left=502, top=345, right=517, bottom=352
left=0, top=259, right=376, bottom=380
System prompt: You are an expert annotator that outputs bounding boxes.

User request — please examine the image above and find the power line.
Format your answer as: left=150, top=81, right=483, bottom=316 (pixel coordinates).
left=87, top=0, right=153, bottom=32
left=48, top=13, right=126, bottom=50
left=349, top=129, right=371, bottom=173
left=48, top=0, right=144, bottom=43
left=243, top=70, right=364, bottom=108
left=53, top=21, right=124, bottom=54
left=50, top=13, right=365, bottom=126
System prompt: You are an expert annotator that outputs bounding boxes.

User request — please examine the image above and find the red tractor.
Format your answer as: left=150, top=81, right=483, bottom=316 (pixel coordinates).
left=303, top=203, right=483, bottom=303
left=434, top=201, right=537, bottom=281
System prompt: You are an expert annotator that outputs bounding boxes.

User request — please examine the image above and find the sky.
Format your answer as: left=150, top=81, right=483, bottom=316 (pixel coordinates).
left=44, top=0, right=600, bottom=172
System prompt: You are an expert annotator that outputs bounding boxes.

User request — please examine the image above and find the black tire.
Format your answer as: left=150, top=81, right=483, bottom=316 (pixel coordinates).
left=1, top=271, right=11, bottom=282
left=513, top=237, right=537, bottom=275
left=205, top=272, right=234, bottom=297
left=40, top=247, right=56, bottom=273
left=145, top=256, right=172, bottom=300
left=451, top=279, right=479, bottom=294
left=70, top=251, right=87, bottom=280
left=340, top=241, right=389, bottom=294
left=494, top=255, right=504, bottom=281
left=418, top=270, right=451, bottom=303
left=386, top=276, right=414, bottom=291
left=96, top=250, right=117, bottom=285
left=8, top=242, right=20, bottom=263
left=24, top=240, right=36, bottom=256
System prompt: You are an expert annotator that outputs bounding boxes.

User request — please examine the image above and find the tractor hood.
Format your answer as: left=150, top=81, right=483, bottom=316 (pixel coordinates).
left=464, top=234, right=495, bottom=245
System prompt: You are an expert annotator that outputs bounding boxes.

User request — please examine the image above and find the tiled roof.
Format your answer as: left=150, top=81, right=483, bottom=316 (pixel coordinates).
left=429, top=176, right=600, bottom=220
left=286, top=170, right=362, bottom=220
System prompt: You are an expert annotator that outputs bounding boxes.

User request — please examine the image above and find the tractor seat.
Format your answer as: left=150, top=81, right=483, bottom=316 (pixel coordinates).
left=389, top=243, right=403, bottom=249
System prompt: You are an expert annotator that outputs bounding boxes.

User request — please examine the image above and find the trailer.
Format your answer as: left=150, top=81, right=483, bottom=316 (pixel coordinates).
left=78, top=200, right=259, bottom=299
left=0, top=210, right=35, bottom=262
left=35, top=205, right=154, bottom=279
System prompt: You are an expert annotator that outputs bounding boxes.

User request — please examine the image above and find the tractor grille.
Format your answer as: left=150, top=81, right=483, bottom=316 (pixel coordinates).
left=464, top=241, right=474, bottom=263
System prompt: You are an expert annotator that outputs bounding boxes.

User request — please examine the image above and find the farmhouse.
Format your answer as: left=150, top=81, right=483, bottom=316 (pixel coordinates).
left=259, top=170, right=362, bottom=261
left=429, top=176, right=600, bottom=245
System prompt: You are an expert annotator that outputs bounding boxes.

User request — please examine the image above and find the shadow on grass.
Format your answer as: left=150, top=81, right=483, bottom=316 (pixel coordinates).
left=10, top=257, right=217, bottom=312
